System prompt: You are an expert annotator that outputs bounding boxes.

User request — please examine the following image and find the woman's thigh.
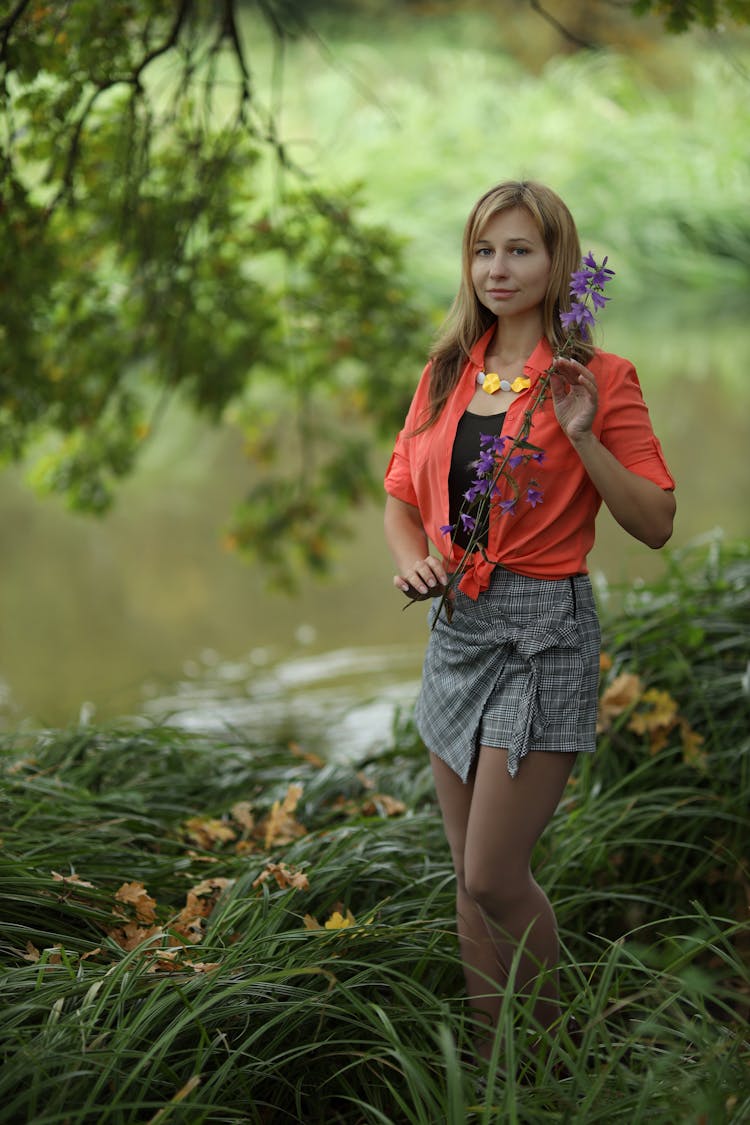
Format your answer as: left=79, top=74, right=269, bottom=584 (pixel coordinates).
left=465, top=748, right=577, bottom=894
left=430, top=751, right=475, bottom=879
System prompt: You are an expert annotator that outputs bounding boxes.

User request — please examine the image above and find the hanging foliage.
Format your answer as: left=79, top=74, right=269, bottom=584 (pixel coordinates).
left=0, top=0, right=426, bottom=583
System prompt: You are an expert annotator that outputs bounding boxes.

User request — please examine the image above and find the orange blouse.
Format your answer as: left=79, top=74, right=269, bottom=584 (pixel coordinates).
left=384, top=328, right=675, bottom=597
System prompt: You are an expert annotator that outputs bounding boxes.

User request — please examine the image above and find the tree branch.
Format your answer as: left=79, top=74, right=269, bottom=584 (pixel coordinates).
left=528, top=0, right=597, bottom=49
left=46, top=0, right=194, bottom=213
left=0, top=0, right=33, bottom=64
left=131, top=0, right=193, bottom=89
left=221, top=0, right=253, bottom=111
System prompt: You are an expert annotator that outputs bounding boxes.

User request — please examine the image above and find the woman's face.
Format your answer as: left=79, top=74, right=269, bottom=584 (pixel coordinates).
left=470, top=206, right=551, bottom=321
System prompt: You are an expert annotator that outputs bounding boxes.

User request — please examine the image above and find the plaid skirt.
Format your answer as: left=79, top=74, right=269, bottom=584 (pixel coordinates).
left=414, top=567, right=601, bottom=781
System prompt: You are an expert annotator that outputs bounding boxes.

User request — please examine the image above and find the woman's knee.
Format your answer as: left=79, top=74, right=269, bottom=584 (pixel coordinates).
left=463, top=858, right=530, bottom=918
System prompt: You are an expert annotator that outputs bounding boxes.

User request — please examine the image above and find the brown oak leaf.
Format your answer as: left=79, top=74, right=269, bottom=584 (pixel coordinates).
left=114, top=882, right=157, bottom=923
left=252, top=861, right=309, bottom=892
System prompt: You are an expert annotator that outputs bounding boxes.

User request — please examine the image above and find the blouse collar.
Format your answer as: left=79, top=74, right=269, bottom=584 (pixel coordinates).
left=468, top=329, right=555, bottom=385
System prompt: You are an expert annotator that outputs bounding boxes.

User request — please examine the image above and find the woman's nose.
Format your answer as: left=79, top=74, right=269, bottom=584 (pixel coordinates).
left=489, top=254, right=508, bottom=278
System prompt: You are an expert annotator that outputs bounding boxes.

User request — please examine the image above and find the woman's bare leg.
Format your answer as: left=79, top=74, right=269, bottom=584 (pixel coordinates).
left=430, top=752, right=503, bottom=1044
left=431, top=747, right=576, bottom=1056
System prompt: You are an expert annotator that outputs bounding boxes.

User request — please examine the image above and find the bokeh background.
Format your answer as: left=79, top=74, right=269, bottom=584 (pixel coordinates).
left=1, top=0, right=748, bottom=745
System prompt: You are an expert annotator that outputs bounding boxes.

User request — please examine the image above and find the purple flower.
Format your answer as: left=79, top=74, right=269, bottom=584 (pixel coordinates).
left=531, top=450, right=545, bottom=464
left=569, top=270, right=591, bottom=297
left=440, top=523, right=455, bottom=535
left=508, top=453, right=524, bottom=469
left=499, top=498, right=517, bottom=515
left=560, top=302, right=595, bottom=332
left=480, top=433, right=507, bottom=453
left=464, top=478, right=490, bottom=503
left=459, top=513, right=476, bottom=532
left=474, top=449, right=495, bottom=475
left=587, top=258, right=615, bottom=288
left=526, top=486, right=544, bottom=508
left=561, top=253, right=615, bottom=337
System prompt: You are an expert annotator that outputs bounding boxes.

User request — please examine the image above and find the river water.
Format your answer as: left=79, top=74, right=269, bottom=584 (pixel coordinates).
left=1, top=307, right=748, bottom=753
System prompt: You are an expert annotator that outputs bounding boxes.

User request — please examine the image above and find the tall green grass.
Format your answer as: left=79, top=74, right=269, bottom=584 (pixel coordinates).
left=1, top=538, right=748, bottom=1123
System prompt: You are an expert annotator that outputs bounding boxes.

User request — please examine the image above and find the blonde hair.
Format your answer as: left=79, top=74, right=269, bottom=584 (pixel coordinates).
left=419, top=180, right=594, bottom=429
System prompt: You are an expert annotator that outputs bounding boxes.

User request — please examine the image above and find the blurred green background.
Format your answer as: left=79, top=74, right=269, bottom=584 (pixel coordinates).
left=1, top=2, right=748, bottom=733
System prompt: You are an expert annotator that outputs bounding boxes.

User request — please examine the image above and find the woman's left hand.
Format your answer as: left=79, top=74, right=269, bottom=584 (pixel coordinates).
left=550, top=356, right=598, bottom=443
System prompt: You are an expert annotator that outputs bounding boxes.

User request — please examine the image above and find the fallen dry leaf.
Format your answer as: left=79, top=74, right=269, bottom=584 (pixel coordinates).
left=115, top=882, right=158, bottom=924
left=183, top=816, right=237, bottom=850
left=170, top=915, right=204, bottom=945
left=252, top=861, right=309, bottom=892
left=51, top=871, right=95, bottom=889
left=289, top=741, right=325, bottom=768
left=183, top=877, right=233, bottom=916
left=146, top=949, right=186, bottom=972
left=597, top=672, right=642, bottom=732
left=171, top=877, right=233, bottom=944
left=681, top=721, right=707, bottom=771
left=304, top=905, right=374, bottom=932
left=628, top=687, right=679, bottom=736
left=260, top=783, right=307, bottom=850
left=324, top=908, right=356, bottom=930
left=146, top=949, right=220, bottom=974
left=230, top=800, right=255, bottom=832
left=648, top=726, right=672, bottom=755
left=360, top=793, right=406, bottom=818
left=106, top=921, right=162, bottom=952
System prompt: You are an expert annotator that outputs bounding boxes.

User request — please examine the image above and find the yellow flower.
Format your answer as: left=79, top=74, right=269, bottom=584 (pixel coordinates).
left=482, top=372, right=501, bottom=394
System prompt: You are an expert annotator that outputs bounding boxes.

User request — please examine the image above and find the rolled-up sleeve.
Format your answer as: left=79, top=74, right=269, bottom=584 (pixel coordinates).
left=598, top=358, right=675, bottom=490
left=384, top=438, right=419, bottom=506
left=384, top=361, right=433, bottom=507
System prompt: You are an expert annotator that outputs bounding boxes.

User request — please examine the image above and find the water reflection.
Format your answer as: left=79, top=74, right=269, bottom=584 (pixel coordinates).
left=142, top=643, right=425, bottom=760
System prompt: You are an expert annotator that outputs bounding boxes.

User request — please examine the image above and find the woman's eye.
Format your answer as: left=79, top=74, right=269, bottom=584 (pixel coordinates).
left=476, top=248, right=492, bottom=257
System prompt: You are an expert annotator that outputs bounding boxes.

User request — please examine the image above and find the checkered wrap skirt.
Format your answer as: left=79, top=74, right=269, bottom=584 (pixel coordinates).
left=414, top=567, right=601, bottom=781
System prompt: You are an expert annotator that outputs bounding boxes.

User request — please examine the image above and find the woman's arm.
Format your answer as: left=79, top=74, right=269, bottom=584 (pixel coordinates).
left=569, top=430, right=675, bottom=547
left=384, top=494, right=448, bottom=598
left=551, top=358, right=676, bottom=549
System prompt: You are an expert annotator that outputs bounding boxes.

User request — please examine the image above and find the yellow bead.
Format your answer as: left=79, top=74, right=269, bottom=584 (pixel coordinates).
left=482, top=372, right=501, bottom=394
left=510, top=376, right=531, bottom=393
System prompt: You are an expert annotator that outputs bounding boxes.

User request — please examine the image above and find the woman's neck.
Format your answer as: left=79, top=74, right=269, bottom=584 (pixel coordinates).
left=487, top=315, right=543, bottom=365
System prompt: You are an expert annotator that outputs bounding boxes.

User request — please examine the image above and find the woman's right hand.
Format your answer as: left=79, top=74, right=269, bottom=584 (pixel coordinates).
left=393, top=555, right=448, bottom=600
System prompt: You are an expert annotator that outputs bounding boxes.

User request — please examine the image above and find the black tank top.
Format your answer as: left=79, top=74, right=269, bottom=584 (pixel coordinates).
left=448, top=410, right=506, bottom=549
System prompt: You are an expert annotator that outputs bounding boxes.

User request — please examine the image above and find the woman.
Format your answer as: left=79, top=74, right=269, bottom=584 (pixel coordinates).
left=383, top=181, right=675, bottom=1062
